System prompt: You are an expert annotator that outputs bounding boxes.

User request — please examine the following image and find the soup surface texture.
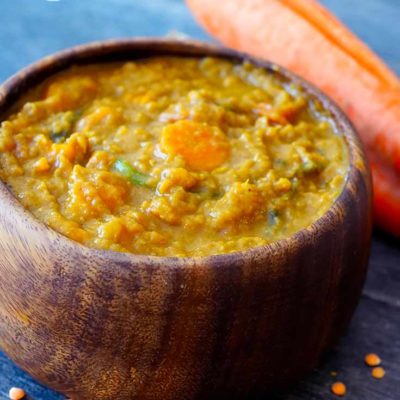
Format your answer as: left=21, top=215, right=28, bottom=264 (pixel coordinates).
left=0, top=57, right=348, bottom=256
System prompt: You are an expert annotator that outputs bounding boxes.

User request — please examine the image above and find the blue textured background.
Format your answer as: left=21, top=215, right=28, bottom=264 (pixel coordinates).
left=0, top=1, right=399, bottom=399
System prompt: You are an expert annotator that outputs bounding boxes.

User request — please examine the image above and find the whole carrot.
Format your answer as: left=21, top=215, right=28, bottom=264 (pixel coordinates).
left=187, top=0, right=400, bottom=235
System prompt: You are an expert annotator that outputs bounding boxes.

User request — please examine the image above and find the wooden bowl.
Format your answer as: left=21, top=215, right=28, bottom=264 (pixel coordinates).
left=0, top=39, right=372, bottom=400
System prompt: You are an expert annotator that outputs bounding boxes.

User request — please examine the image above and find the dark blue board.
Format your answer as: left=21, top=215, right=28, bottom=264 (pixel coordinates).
left=0, top=1, right=399, bottom=399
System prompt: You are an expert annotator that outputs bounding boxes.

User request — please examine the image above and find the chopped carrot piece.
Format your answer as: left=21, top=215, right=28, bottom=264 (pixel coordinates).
left=331, top=382, right=346, bottom=397
left=78, top=106, right=120, bottom=131
left=33, top=157, right=50, bottom=173
left=160, top=120, right=230, bottom=171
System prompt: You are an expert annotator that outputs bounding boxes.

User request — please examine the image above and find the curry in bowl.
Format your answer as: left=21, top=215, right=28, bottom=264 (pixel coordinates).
left=0, top=57, right=348, bottom=256
left=0, top=40, right=371, bottom=400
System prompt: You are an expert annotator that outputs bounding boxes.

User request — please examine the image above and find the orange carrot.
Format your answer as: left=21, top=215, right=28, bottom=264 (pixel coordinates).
left=187, top=0, right=400, bottom=235
left=370, top=155, right=400, bottom=235
left=160, top=120, right=230, bottom=171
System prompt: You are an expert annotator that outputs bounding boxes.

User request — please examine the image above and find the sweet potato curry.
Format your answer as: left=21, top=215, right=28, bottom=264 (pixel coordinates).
left=0, top=57, right=348, bottom=256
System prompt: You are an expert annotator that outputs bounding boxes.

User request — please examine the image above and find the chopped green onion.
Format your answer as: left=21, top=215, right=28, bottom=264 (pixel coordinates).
left=112, top=159, right=151, bottom=187
left=267, top=209, right=279, bottom=226
left=188, top=185, right=222, bottom=199
left=51, top=130, right=70, bottom=143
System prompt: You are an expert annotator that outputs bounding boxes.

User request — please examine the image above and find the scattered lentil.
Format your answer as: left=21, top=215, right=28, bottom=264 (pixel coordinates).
left=364, top=353, right=381, bottom=367
left=331, top=381, right=346, bottom=397
left=8, top=387, right=25, bottom=400
left=371, top=366, right=385, bottom=379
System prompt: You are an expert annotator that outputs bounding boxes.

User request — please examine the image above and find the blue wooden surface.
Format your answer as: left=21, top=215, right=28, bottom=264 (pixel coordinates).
left=0, top=1, right=399, bottom=399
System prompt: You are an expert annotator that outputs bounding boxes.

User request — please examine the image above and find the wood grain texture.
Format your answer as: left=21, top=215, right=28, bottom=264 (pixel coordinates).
left=2, top=230, right=399, bottom=400
left=0, top=39, right=372, bottom=400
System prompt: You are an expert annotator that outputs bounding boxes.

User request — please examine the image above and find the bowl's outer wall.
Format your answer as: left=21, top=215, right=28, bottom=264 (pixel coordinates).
left=0, top=40, right=372, bottom=400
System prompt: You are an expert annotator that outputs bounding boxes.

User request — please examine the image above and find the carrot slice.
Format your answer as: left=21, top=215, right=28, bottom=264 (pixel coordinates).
left=187, top=0, right=400, bottom=236
left=160, top=120, right=230, bottom=171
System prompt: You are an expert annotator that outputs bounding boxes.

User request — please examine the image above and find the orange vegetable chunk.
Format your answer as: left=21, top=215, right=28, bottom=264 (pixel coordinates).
left=160, top=120, right=230, bottom=171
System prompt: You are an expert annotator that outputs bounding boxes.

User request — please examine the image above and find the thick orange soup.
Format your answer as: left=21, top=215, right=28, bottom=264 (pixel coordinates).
left=0, top=57, right=348, bottom=256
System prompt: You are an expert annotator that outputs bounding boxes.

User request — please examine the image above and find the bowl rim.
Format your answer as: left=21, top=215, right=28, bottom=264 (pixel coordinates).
left=0, top=37, right=370, bottom=267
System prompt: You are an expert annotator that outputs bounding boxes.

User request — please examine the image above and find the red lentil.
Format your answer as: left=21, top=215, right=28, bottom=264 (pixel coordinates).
left=364, top=353, right=381, bottom=367
left=331, top=381, right=346, bottom=397
left=371, top=366, right=385, bottom=379
left=8, top=387, right=25, bottom=400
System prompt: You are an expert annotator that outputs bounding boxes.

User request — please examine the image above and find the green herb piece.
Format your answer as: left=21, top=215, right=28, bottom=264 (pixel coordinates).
left=189, top=185, right=222, bottom=199
left=51, top=130, right=70, bottom=143
left=301, top=159, right=320, bottom=173
left=273, top=158, right=288, bottom=169
left=267, top=209, right=279, bottom=227
left=290, top=177, right=299, bottom=192
left=113, top=159, right=151, bottom=187
left=297, top=150, right=327, bottom=174
left=50, top=110, right=81, bottom=143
